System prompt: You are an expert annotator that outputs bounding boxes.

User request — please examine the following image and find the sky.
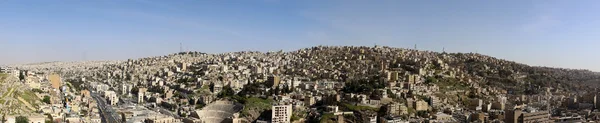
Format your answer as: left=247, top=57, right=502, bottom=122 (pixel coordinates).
left=1, top=0, right=600, bottom=71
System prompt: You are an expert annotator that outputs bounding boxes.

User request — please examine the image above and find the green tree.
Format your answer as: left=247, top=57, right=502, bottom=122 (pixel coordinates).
left=209, top=82, right=215, bottom=92
left=425, top=76, right=438, bottom=84
left=131, top=86, right=139, bottom=95
left=218, top=85, right=235, bottom=98
left=42, top=96, right=51, bottom=104
left=1, top=114, right=6, bottom=123
left=16, top=116, right=28, bottom=123
left=19, top=71, right=25, bottom=81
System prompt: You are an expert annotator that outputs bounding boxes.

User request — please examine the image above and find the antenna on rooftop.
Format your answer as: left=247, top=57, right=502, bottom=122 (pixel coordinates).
left=180, top=42, right=183, bottom=53
left=443, top=47, right=445, bottom=53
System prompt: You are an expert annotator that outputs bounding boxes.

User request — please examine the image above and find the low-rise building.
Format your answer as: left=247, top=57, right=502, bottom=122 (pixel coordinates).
left=415, top=100, right=429, bottom=111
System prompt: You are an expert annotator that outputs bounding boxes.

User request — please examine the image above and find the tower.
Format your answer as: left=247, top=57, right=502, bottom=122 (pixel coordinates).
left=180, top=42, right=183, bottom=53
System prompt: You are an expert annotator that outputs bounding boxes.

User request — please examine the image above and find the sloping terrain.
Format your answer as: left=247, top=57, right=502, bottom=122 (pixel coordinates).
left=0, top=73, right=41, bottom=115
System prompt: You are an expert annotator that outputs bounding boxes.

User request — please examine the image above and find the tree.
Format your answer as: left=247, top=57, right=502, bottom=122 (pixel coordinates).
left=16, top=116, right=28, bottom=123
left=209, top=82, right=215, bottom=92
left=131, top=87, right=139, bottom=95
left=42, top=96, right=51, bottom=104
left=218, top=85, right=235, bottom=98
left=425, top=76, right=438, bottom=84
left=19, top=71, right=25, bottom=81
left=1, top=114, right=6, bottom=123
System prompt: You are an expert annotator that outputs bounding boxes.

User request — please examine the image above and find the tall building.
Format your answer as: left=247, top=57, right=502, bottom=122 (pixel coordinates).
left=272, top=105, right=292, bottom=123
left=390, top=71, right=399, bottom=81
left=138, top=88, right=147, bottom=104
left=304, top=96, right=316, bottom=106
left=267, top=76, right=281, bottom=88
left=104, top=91, right=119, bottom=105
left=429, top=96, right=440, bottom=108
left=122, top=84, right=131, bottom=96
left=387, top=103, right=400, bottom=115
left=505, top=109, right=521, bottom=123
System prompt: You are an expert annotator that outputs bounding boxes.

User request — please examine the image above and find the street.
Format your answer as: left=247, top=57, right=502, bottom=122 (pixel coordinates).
left=89, top=86, right=121, bottom=123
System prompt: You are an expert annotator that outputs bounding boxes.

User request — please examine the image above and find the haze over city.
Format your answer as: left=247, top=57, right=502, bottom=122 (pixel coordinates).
left=2, top=0, right=600, bottom=71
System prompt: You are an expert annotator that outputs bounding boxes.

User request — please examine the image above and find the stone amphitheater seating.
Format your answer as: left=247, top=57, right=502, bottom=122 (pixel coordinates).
left=195, top=101, right=243, bottom=123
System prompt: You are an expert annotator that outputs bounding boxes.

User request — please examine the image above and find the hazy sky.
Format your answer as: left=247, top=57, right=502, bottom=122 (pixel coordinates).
left=1, top=0, right=599, bottom=71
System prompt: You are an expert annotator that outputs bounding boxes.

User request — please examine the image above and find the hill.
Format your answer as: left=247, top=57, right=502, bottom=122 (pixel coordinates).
left=0, top=73, right=41, bottom=115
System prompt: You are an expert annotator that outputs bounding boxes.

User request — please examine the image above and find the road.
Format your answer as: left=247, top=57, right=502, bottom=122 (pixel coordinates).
left=89, top=87, right=121, bottom=123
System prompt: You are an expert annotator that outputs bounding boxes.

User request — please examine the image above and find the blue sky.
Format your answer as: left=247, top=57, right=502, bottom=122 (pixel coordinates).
left=1, top=0, right=600, bottom=71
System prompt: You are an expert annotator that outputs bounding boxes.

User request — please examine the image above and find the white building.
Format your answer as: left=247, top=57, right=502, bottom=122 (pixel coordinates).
left=271, top=105, right=292, bottom=123
left=104, top=91, right=119, bottom=105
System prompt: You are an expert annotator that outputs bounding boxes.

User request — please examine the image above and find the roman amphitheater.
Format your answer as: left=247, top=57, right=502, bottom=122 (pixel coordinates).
left=193, top=100, right=244, bottom=123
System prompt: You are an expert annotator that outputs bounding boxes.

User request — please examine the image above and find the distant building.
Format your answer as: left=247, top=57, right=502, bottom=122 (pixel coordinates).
left=522, top=110, right=552, bottom=123
left=122, top=84, right=131, bottom=96
left=399, top=104, right=408, bottom=115
left=505, top=109, right=552, bottom=123
left=144, top=114, right=177, bottom=123
left=381, top=116, right=407, bottom=123
left=415, top=100, right=429, bottom=111
left=272, top=105, right=292, bottom=123
left=366, top=114, right=377, bottom=123
left=387, top=103, right=400, bottom=116
left=429, top=96, right=440, bottom=108
left=492, top=102, right=505, bottom=110
left=138, top=92, right=145, bottom=104
left=29, top=115, right=46, bottom=123
left=305, top=96, right=316, bottom=106
left=434, top=112, right=453, bottom=122
left=267, top=76, right=281, bottom=88
left=469, top=99, right=483, bottom=111
left=49, top=74, right=62, bottom=90
left=104, top=91, right=119, bottom=105
left=407, top=75, right=419, bottom=84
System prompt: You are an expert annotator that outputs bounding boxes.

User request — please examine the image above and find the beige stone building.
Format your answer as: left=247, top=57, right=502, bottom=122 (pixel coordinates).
left=415, top=100, right=429, bottom=111
left=272, top=105, right=293, bottom=123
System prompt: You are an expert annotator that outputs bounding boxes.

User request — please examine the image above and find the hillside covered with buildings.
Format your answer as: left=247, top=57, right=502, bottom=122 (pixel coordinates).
left=4, top=45, right=600, bottom=123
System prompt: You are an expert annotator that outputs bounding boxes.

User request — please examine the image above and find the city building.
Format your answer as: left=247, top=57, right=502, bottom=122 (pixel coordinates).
left=505, top=108, right=552, bottom=123
left=415, top=100, right=429, bottom=111
left=272, top=104, right=292, bottom=123
left=387, top=103, right=400, bottom=116
left=104, top=91, right=119, bottom=105
left=267, top=76, right=281, bottom=88
left=144, top=114, right=177, bottom=123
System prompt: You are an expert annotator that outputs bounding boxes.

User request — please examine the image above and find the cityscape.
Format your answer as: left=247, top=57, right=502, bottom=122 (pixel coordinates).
left=2, top=1, right=600, bottom=123
left=2, top=46, right=600, bottom=123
